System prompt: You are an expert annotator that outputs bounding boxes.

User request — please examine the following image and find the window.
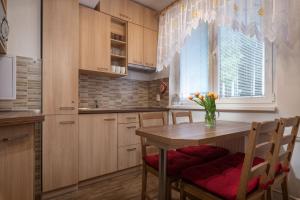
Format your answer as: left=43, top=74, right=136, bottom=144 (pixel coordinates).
left=175, top=24, right=274, bottom=108
left=218, top=26, right=265, bottom=98
left=179, top=22, right=209, bottom=99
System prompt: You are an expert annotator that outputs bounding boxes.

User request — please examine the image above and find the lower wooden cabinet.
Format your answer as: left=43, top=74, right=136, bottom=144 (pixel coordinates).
left=79, top=114, right=118, bottom=181
left=118, top=122, right=140, bottom=147
left=118, top=144, right=142, bottom=170
left=43, top=115, right=78, bottom=192
left=0, top=124, right=35, bottom=200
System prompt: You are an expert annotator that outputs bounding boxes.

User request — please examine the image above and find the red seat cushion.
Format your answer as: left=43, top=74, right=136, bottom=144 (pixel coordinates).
left=144, top=150, right=204, bottom=177
left=181, top=153, right=265, bottom=200
left=176, top=145, right=230, bottom=161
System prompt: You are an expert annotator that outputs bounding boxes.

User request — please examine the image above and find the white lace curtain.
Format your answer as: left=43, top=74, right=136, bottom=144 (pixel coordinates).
left=157, top=0, right=293, bottom=71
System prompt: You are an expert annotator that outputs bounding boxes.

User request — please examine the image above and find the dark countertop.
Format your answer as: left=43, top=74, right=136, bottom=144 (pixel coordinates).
left=0, top=111, right=44, bottom=127
left=79, top=107, right=169, bottom=114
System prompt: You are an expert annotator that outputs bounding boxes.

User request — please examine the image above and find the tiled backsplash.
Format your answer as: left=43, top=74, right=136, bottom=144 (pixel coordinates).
left=79, top=74, right=169, bottom=109
left=0, top=56, right=42, bottom=111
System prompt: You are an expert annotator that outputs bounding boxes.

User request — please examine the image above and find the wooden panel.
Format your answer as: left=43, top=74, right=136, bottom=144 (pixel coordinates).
left=118, top=144, right=142, bottom=170
left=79, top=114, right=118, bottom=181
left=143, top=7, right=158, bottom=31
left=0, top=125, right=34, bottom=200
left=100, top=0, right=130, bottom=21
left=118, top=123, right=140, bottom=147
left=143, top=28, right=158, bottom=68
left=128, top=1, right=144, bottom=26
left=79, top=6, right=111, bottom=72
left=128, top=23, right=144, bottom=65
left=118, top=113, right=139, bottom=124
left=43, top=0, right=79, bottom=115
left=43, top=115, right=78, bottom=192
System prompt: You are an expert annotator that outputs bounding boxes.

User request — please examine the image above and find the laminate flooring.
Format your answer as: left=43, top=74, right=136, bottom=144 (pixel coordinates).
left=51, top=167, right=182, bottom=200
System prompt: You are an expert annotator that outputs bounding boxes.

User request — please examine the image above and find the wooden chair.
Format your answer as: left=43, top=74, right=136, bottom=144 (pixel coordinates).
left=172, top=111, right=230, bottom=162
left=180, top=120, right=281, bottom=200
left=268, top=116, right=300, bottom=200
left=140, top=112, right=209, bottom=200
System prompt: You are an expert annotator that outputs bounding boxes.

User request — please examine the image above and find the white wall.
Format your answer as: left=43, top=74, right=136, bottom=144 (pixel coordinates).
left=7, top=0, right=41, bottom=59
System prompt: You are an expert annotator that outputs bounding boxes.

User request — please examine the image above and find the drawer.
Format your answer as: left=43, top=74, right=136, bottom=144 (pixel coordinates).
left=118, top=123, right=140, bottom=147
left=0, top=124, right=34, bottom=143
left=118, top=113, right=139, bottom=124
left=118, top=144, right=142, bottom=170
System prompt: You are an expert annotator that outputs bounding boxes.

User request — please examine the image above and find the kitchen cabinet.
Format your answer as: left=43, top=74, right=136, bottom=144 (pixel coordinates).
left=80, top=6, right=111, bottom=73
left=43, top=0, right=79, bottom=115
left=118, top=122, right=140, bottom=147
left=128, top=23, right=144, bottom=65
left=43, top=115, right=78, bottom=192
left=100, top=0, right=131, bottom=22
left=118, top=144, right=142, bottom=170
left=128, top=0, right=144, bottom=26
left=0, top=124, right=35, bottom=200
left=79, top=114, right=118, bottom=181
left=143, top=7, right=158, bottom=31
left=143, top=28, right=158, bottom=68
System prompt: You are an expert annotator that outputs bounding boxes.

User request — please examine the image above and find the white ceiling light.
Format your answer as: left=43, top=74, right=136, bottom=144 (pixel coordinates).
left=79, top=0, right=99, bottom=9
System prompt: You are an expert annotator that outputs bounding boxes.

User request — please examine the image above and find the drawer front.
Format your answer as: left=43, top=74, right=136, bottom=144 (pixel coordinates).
left=118, top=123, right=140, bottom=147
left=0, top=124, right=34, bottom=143
left=118, top=144, right=141, bottom=170
left=118, top=113, right=139, bottom=124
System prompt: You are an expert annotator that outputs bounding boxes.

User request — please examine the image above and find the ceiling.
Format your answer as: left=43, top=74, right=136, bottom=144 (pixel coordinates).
left=79, top=0, right=175, bottom=11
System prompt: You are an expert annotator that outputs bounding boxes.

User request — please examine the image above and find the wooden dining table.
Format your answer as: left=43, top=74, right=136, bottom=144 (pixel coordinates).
left=136, top=120, right=251, bottom=200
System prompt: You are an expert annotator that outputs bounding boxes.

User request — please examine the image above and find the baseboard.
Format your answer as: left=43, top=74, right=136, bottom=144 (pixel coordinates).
left=272, top=189, right=300, bottom=200
left=42, top=185, right=78, bottom=200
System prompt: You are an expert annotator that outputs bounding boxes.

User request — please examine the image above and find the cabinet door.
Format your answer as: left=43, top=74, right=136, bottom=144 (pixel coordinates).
left=43, top=0, right=78, bottom=115
left=128, top=1, right=144, bottom=26
left=43, top=115, right=78, bottom=192
left=118, top=122, right=140, bottom=147
left=118, top=144, right=142, bottom=170
left=79, top=114, right=118, bottom=181
left=80, top=6, right=111, bottom=72
left=0, top=125, right=34, bottom=200
left=128, top=23, right=144, bottom=65
left=100, top=0, right=130, bottom=21
left=143, top=28, right=158, bottom=68
left=143, top=7, right=158, bottom=31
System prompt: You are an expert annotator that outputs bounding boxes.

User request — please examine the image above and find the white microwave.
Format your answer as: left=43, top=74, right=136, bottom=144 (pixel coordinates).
left=0, top=56, right=16, bottom=99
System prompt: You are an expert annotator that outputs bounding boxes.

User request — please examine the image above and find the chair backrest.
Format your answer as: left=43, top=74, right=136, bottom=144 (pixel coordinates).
left=271, top=116, right=300, bottom=177
left=237, top=120, right=280, bottom=199
left=139, top=112, right=167, bottom=157
left=172, top=111, right=193, bottom=125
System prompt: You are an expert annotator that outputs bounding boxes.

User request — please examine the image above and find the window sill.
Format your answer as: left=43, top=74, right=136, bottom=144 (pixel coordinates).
left=169, top=103, right=277, bottom=113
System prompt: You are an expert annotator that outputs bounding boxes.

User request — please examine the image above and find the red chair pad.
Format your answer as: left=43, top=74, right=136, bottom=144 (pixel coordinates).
left=176, top=145, right=230, bottom=161
left=181, top=153, right=265, bottom=200
left=143, top=150, right=204, bottom=177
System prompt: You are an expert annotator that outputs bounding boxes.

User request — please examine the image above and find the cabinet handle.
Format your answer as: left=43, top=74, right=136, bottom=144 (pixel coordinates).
left=126, top=126, right=137, bottom=129
left=60, top=107, right=75, bottom=110
left=97, top=67, right=108, bottom=71
left=1, top=134, right=29, bottom=143
left=127, top=148, right=137, bottom=152
left=59, top=121, right=75, bottom=125
left=126, top=117, right=136, bottom=120
left=104, top=118, right=116, bottom=121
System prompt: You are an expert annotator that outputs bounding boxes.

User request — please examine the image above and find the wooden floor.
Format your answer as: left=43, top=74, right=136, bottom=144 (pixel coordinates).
left=52, top=167, right=181, bottom=200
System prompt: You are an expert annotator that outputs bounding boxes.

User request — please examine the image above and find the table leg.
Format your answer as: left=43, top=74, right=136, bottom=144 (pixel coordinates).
left=158, top=148, right=167, bottom=200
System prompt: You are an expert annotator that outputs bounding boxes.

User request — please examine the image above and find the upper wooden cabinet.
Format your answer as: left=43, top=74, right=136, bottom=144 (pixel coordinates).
left=99, top=0, right=157, bottom=28
left=128, top=23, right=144, bottom=65
left=143, top=28, right=158, bottom=68
left=43, top=0, right=79, bottom=115
left=128, top=1, right=144, bottom=26
left=143, top=7, right=158, bottom=31
left=79, top=6, right=111, bottom=72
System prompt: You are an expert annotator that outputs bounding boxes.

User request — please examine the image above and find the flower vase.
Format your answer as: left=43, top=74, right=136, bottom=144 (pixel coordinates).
left=205, top=111, right=216, bottom=128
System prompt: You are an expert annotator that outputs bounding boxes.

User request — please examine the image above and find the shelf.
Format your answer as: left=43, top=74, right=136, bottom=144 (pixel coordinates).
left=111, top=39, right=126, bottom=46
left=111, top=54, right=126, bottom=59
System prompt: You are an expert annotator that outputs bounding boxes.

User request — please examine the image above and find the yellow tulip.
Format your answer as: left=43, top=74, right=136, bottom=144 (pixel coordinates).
left=194, top=92, right=200, bottom=97
left=213, top=93, right=218, bottom=100
left=199, top=95, right=204, bottom=100
left=207, top=92, right=213, bottom=97
left=188, top=95, right=193, bottom=100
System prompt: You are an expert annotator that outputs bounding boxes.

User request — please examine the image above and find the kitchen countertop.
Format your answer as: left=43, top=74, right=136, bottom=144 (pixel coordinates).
left=79, top=107, right=169, bottom=114
left=0, top=111, right=44, bottom=127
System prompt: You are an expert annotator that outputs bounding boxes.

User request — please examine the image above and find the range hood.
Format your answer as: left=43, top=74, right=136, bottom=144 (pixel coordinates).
left=128, top=64, right=156, bottom=73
